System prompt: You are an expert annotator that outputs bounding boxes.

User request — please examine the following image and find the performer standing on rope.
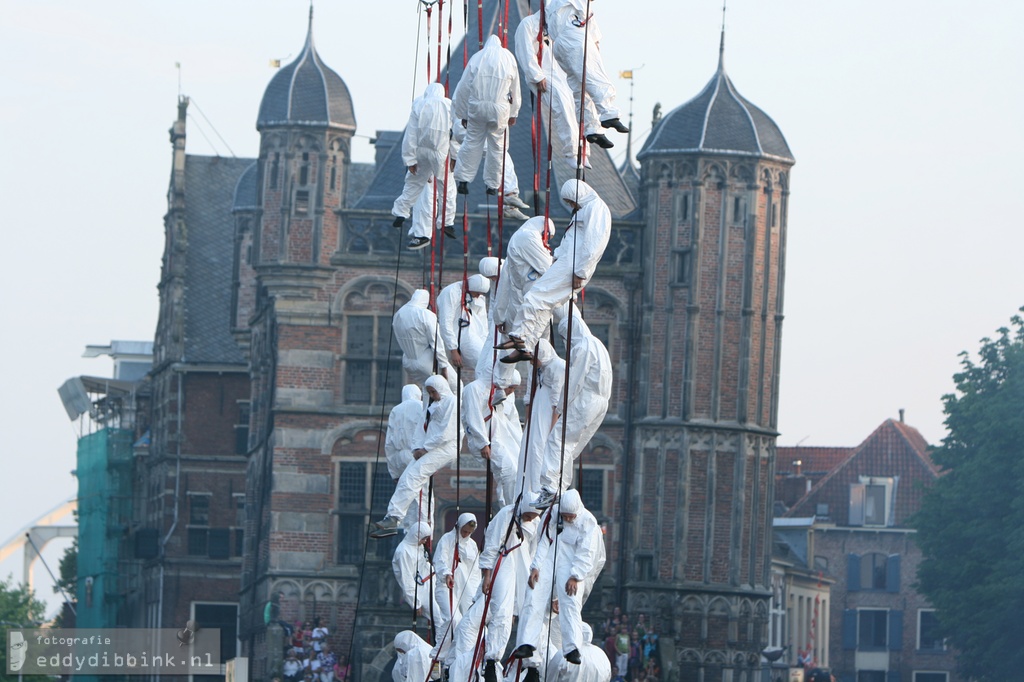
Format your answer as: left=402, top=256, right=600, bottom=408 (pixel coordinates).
left=499, top=179, right=612, bottom=364
left=512, top=505, right=563, bottom=679
left=545, top=0, right=630, bottom=142
left=385, top=383, right=435, bottom=532
left=517, top=339, right=565, bottom=502
left=453, top=34, right=521, bottom=197
left=432, top=513, right=481, bottom=670
left=449, top=501, right=542, bottom=682
left=392, top=289, right=455, bottom=391
left=436, top=273, right=491, bottom=374
left=392, top=83, right=453, bottom=238
left=515, top=10, right=605, bottom=158
left=550, top=490, right=606, bottom=665
left=391, top=521, right=440, bottom=619
left=534, top=313, right=610, bottom=509
left=371, top=376, right=460, bottom=538
left=461, top=369, right=522, bottom=508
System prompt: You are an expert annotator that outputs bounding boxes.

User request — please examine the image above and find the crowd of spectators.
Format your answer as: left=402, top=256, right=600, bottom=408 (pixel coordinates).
left=273, top=617, right=352, bottom=682
left=596, top=607, right=661, bottom=682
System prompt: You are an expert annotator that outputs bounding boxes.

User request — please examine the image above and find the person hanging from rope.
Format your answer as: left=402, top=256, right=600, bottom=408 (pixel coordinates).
left=384, top=383, right=436, bottom=533
left=436, top=273, right=491, bottom=376
left=492, top=216, right=556, bottom=344
left=385, top=384, right=424, bottom=480
left=511, top=505, right=563, bottom=680
left=498, top=179, right=612, bottom=365
left=448, top=499, right=542, bottom=682
left=549, top=489, right=606, bottom=665
left=392, top=83, right=454, bottom=238
left=546, top=623, right=610, bottom=681
left=392, top=521, right=440, bottom=620
left=515, top=10, right=604, bottom=161
left=515, top=339, right=565, bottom=507
left=407, top=116, right=467, bottom=249
left=461, top=370, right=523, bottom=508
left=371, top=376, right=461, bottom=538
left=474, top=257, right=517, bottom=389
left=392, top=289, right=456, bottom=392
left=533, top=311, right=611, bottom=509
left=545, top=0, right=630, bottom=143
left=431, top=513, right=481, bottom=671
left=392, top=630, right=436, bottom=682
left=452, top=34, right=521, bottom=198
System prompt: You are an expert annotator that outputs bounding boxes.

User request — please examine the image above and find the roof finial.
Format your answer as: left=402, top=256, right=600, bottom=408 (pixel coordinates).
left=718, top=0, right=727, bottom=71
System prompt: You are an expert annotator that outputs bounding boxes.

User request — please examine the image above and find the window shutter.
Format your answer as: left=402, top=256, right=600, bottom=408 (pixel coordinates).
left=842, top=609, right=858, bottom=650
left=849, top=483, right=866, bottom=525
left=886, top=554, right=901, bottom=593
left=888, top=610, right=903, bottom=650
left=847, top=553, right=861, bottom=592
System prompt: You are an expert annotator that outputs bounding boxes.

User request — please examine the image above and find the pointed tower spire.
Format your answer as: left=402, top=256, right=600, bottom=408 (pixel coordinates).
left=718, top=0, right=727, bottom=71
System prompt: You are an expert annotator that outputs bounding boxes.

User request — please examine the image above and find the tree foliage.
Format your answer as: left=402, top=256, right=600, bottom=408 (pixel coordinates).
left=0, top=575, right=47, bottom=682
left=913, top=309, right=1024, bottom=682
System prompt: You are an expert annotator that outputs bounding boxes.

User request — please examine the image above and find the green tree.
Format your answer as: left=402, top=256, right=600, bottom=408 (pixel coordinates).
left=913, top=309, right=1024, bottom=681
left=51, top=536, right=77, bottom=628
left=0, top=575, right=46, bottom=682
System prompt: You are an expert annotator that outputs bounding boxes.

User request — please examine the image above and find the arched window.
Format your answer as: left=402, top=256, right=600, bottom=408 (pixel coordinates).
left=337, top=280, right=410, bottom=406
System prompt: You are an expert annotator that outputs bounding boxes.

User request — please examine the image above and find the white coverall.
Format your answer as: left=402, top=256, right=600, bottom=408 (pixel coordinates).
left=393, top=83, right=453, bottom=220
left=514, top=506, right=564, bottom=671
left=545, top=0, right=620, bottom=123
left=545, top=623, right=609, bottom=682
left=393, top=630, right=435, bottom=682
left=449, top=504, right=540, bottom=682
left=432, top=513, right=482, bottom=665
left=436, top=275, right=490, bottom=374
left=515, top=12, right=599, bottom=161
left=453, top=35, right=522, bottom=192
left=539, top=316, right=611, bottom=495
left=392, top=522, right=440, bottom=618
left=492, top=217, right=555, bottom=333
left=553, top=490, right=606, bottom=660
left=517, top=340, right=565, bottom=501
left=386, top=384, right=424, bottom=480
left=393, top=289, right=454, bottom=391
left=385, top=376, right=461, bottom=522
left=462, top=374, right=523, bottom=507
left=508, top=179, right=611, bottom=352
left=408, top=117, right=464, bottom=241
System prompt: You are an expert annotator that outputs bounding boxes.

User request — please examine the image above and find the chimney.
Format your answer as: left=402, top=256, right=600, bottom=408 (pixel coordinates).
left=899, top=408, right=905, bottom=423
left=792, top=459, right=803, bottom=477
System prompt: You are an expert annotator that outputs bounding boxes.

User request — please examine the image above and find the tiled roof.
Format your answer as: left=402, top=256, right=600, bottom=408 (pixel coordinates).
left=183, top=155, right=252, bottom=365
left=256, top=14, right=356, bottom=132
left=351, top=0, right=638, bottom=221
left=232, top=161, right=259, bottom=212
left=638, top=52, right=793, bottom=164
left=777, top=446, right=854, bottom=476
left=782, top=419, right=939, bottom=525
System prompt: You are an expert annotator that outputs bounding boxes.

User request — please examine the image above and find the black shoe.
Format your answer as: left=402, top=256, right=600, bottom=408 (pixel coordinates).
left=485, top=186, right=498, bottom=196
left=586, top=133, right=614, bottom=149
left=500, top=349, right=533, bottom=364
left=565, top=649, right=581, bottom=665
left=512, top=644, right=535, bottom=660
left=601, top=117, right=630, bottom=133
left=457, top=181, right=469, bottom=194
left=392, top=216, right=406, bottom=228
left=483, top=660, right=497, bottom=682
left=443, top=225, right=457, bottom=239
left=407, top=236, right=431, bottom=250
left=524, top=668, right=539, bottom=682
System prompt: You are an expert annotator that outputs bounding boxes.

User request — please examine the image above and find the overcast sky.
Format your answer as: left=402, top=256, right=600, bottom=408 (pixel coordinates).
left=2, top=0, right=1022, bottom=615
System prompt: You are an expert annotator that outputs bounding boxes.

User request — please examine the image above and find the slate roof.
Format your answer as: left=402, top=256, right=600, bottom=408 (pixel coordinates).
left=232, top=161, right=259, bottom=212
left=183, top=155, right=253, bottom=364
left=782, top=419, right=940, bottom=526
left=639, top=50, right=794, bottom=164
left=256, top=13, right=356, bottom=133
left=352, top=0, right=639, bottom=221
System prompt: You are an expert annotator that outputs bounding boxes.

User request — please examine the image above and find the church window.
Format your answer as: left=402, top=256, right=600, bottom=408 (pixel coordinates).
left=674, top=249, right=692, bottom=286
left=677, top=193, right=690, bottom=223
left=343, top=314, right=402, bottom=406
left=299, top=152, right=310, bottom=186
left=330, top=157, right=337, bottom=191
left=294, top=190, right=310, bottom=215
left=732, top=195, right=745, bottom=223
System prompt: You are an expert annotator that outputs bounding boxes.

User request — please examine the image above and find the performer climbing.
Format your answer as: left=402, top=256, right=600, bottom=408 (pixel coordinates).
left=391, top=521, right=439, bottom=619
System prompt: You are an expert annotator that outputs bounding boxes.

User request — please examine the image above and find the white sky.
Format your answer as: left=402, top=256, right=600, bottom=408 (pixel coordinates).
left=1, top=1, right=1022, bottom=616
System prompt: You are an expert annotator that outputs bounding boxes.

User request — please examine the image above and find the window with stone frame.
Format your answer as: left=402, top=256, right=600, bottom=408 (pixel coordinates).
left=579, top=467, right=607, bottom=517
left=336, top=460, right=398, bottom=564
left=340, top=282, right=407, bottom=407
left=187, top=494, right=211, bottom=556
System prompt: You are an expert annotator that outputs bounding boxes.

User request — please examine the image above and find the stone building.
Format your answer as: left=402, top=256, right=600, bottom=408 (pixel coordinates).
left=142, top=2, right=797, bottom=680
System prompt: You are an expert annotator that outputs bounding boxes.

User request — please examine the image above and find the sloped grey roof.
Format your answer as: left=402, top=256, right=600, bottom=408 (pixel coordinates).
left=351, top=0, right=638, bottom=221
left=257, top=16, right=356, bottom=132
left=232, top=161, right=259, bottom=212
left=639, top=56, right=793, bottom=164
left=184, top=155, right=251, bottom=364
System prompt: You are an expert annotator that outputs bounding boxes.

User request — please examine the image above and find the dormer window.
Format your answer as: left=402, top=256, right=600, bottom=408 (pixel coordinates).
left=849, top=476, right=897, bottom=527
